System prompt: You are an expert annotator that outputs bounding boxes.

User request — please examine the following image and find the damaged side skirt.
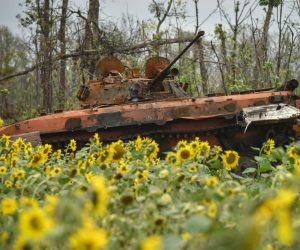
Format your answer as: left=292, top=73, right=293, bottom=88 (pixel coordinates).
left=238, top=104, right=300, bottom=132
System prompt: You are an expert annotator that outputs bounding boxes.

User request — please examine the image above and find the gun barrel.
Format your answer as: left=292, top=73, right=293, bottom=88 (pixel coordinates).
left=150, top=31, right=205, bottom=89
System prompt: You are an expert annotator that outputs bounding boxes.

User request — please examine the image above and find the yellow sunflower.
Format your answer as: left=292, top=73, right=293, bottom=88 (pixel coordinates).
left=87, top=154, right=96, bottom=167
left=4, top=180, right=13, bottom=188
left=207, top=201, right=218, bottom=219
left=198, top=141, right=211, bottom=158
left=10, top=154, right=19, bottom=168
left=19, top=207, right=53, bottom=240
left=0, top=166, right=7, bottom=175
left=11, top=236, right=32, bottom=250
left=189, top=137, right=201, bottom=150
left=55, top=149, right=62, bottom=160
left=263, top=139, right=275, bottom=155
left=28, top=151, right=47, bottom=168
left=69, top=226, right=108, bottom=250
left=177, top=145, right=193, bottom=163
left=205, top=176, right=219, bottom=187
left=11, top=169, right=25, bottom=180
left=222, top=150, right=240, bottom=171
left=176, top=140, right=187, bottom=149
left=210, top=145, right=223, bottom=160
left=85, top=171, right=95, bottom=183
left=141, top=235, right=162, bottom=250
left=24, top=143, right=33, bottom=155
left=165, top=152, right=180, bottom=166
left=1, top=198, right=17, bottom=215
left=295, top=158, right=300, bottom=172
left=97, top=146, right=114, bottom=164
left=146, top=141, right=160, bottom=160
left=69, top=139, right=77, bottom=152
left=118, top=162, right=129, bottom=175
left=93, top=133, right=101, bottom=146
left=44, top=195, right=59, bottom=214
left=181, top=232, right=192, bottom=241
left=11, top=138, right=24, bottom=152
left=1, top=135, right=10, bottom=148
left=287, top=145, right=300, bottom=159
left=42, top=144, right=53, bottom=155
left=20, top=197, right=39, bottom=208
left=188, top=165, right=198, bottom=173
left=134, top=136, right=143, bottom=151
left=134, top=170, right=148, bottom=185
left=44, top=166, right=51, bottom=176
left=90, top=176, right=108, bottom=217
left=51, top=167, right=62, bottom=177
left=110, top=140, right=126, bottom=162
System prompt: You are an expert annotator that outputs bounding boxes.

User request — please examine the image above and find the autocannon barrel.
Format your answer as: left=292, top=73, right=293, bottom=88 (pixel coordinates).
left=149, top=30, right=205, bottom=90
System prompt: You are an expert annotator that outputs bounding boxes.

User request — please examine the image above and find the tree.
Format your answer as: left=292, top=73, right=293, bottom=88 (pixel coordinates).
left=193, top=0, right=208, bottom=94
left=217, top=0, right=253, bottom=83
left=39, top=0, right=52, bottom=112
left=19, top=0, right=55, bottom=112
left=82, top=0, right=101, bottom=80
left=58, top=0, right=69, bottom=110
left=259, top=0, right=282, bottom=83
left=0, top=26, right=28, bottom=121
left=148, top=0, right=174, bottom=54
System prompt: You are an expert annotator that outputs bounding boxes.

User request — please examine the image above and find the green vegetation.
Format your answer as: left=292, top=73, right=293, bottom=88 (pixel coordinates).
left=1, top=135, right=300, bottom=249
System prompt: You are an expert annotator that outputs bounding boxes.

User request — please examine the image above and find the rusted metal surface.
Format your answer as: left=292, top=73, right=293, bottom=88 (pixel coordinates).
left=145, top=57, right=170, bottom=78
left=0, top=90, right=296, bottom=136
left=95, top=56, right=125, bottom=78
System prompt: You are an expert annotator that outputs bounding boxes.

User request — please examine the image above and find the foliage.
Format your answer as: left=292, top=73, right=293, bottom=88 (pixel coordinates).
left=0, top=134, right=300, bottom=249
left=259, top=0, right=283, bottom=7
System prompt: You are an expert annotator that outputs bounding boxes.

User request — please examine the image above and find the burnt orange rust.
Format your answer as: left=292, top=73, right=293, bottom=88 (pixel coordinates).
left=0, top=90, right=294, bottom=136
left=1, top=30, right=300, bottom=154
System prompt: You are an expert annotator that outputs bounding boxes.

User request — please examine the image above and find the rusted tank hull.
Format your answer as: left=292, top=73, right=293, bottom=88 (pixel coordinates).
left=1, top=90, right=299, bottom=152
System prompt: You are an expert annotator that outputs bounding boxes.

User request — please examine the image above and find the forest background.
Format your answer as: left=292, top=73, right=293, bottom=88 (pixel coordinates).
left=0, top=0, right=299, bottom=124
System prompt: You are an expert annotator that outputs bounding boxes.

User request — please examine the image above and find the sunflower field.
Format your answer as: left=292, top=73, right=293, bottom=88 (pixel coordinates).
left=1, top=134, right=300, bottom=250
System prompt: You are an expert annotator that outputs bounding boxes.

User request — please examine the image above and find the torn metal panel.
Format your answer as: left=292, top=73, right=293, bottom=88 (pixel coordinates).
left=239, top=104, right=300, bottom=132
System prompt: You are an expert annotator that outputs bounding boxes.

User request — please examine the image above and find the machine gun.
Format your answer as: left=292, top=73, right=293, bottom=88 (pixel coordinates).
left=149, top=31, right=205, bottom=91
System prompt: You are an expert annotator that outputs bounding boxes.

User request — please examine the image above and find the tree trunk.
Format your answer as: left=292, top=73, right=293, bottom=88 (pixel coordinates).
left=40, top=0, right=52, bottom=113
left=230, top=2, right=239, bottom=84
left=276, top=1, right=283, bottom=78
left=58, top=0, right=68, bottom=110
left=83, top=0, right=100, bottom=80
left=260, top=3, right=273, bottom=85
left=197, top=39, right=208, bottom=94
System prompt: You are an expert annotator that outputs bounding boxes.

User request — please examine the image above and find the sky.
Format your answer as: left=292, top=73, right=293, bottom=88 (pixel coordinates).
left=0, top=0, right=239, bottom=36
left=0, top=0, right=290, bottom=38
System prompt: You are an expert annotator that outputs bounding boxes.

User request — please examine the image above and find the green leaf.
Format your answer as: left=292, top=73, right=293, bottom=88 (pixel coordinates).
left=58, top=177, right=70, bottom=185
left=209, top=159, right=222, bottom=170
left=271, top=147, right=285, bottom=161
left=258, top=159, right=273, bottom=173
left=242, top=167, right=257, bottom=174
left=251, top=147, right=261, bottom=151
left=184, top=215, right=212, bottom=233
left=164, top=235, right=184, bottom=250
left=230, top=173, right=245, bottom=180
left=254, top=156, right=263, bottom=162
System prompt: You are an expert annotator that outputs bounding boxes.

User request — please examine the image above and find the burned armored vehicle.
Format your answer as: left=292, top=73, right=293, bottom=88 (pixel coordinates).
left=1, top=31, right=300, bottom=153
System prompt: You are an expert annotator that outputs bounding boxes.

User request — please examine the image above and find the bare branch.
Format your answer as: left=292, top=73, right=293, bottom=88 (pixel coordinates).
left=211, top=41, right=228, bottom=95
left=0, top=36, right=198, bottom=84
